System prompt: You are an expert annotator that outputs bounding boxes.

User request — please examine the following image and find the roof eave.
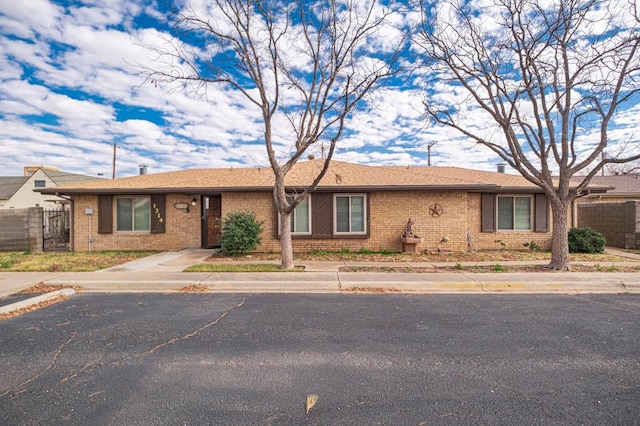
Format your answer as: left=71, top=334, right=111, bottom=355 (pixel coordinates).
left=39, top=184, right=503, bottom=195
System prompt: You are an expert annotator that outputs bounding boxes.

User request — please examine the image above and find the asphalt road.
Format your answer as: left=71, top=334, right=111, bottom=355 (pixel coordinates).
left=1, top=293, right=638, bottom=425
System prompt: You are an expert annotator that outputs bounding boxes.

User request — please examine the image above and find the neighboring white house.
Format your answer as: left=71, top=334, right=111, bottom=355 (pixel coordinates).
left=0, top=166, right=100, bottom=209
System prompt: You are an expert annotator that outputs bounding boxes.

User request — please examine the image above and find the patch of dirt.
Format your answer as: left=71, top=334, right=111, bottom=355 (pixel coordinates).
left=207, top=250, right=632, bottom=264
left=20, top=283, right=85, bottom=293
left=340, top=264, right=640, bottom=273
left=180, top=284, right=210, bottom=292
left=0, top=295, right=69, bottom=320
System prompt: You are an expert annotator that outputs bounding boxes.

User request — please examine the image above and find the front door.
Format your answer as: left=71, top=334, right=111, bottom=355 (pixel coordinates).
left=202, top=195, right=222, bottom=248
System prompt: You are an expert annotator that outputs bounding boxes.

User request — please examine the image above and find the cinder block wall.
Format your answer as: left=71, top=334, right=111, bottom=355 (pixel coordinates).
left=0, top=207, right=43, bottom=253
left=578, top=201, right=640, bottom=249
left=72, top=194, right=201, bottom=251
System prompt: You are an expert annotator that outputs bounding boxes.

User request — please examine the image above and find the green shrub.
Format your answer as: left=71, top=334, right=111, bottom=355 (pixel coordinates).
left=568, top=227, right=606, bottom=254
left=219, top=211, right=263, bottom=255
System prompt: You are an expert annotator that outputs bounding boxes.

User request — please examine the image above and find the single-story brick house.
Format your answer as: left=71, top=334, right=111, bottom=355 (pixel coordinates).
left=37, top=160, right=608, bottom=253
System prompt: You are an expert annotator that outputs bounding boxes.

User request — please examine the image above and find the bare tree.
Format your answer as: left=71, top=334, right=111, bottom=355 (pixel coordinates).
left=140, top=0, right=403, bottom=269
left=605, top=159, right=640, bottom=175
left=416, top=0, right=640, bottom=270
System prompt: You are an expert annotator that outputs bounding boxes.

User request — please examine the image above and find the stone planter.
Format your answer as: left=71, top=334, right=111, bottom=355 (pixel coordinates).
left=401, top=236, right=423, bottom=253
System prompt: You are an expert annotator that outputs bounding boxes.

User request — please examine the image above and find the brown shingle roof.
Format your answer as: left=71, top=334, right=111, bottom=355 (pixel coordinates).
left=37, top=159, right=553, bottom=195
left=584, top=174, right=640, bottom=196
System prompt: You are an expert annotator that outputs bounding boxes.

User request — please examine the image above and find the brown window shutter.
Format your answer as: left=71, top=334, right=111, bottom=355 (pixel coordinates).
left=481, top=193, right=496, bottom=232
left=150, top=194, right=166, bottom=234
left=97, top=195, right=113, bottom=234
left=365, top=193, right=370, bottom=238
left=534, top=193, right=549, bottom=232
left=311, top=193, right=333, bottom=238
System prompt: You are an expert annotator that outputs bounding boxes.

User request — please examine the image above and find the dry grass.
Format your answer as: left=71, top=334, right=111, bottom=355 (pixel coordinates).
left=185, top=263, right=304, bottom=272
left=0, top=251, right=157, bottom=272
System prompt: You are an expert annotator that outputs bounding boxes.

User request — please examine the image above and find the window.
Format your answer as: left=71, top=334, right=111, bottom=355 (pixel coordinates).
left=497, top=196, right=531, bottom=230
left=290, top=197, right=311, bottom=234
left=34, top=180, right=46, bottom=188
left=334, top=194, right=366, bottom=235
left=116, top=196, right=150, bottom=232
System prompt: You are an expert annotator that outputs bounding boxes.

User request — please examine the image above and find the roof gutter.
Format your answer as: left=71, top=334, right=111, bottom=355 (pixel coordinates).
left=37, top=184, right=503, bottom=196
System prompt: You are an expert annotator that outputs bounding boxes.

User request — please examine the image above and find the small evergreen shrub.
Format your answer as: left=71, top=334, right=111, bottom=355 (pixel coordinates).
left=568, top=227, right=606, bottom=254
left=219, top=211, right=263, bottom=255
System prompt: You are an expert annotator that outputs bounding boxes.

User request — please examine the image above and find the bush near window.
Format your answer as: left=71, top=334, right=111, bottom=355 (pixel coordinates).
left=568, top=227, right=606, bottom=254
left=219, top=211, right=264, bottom=255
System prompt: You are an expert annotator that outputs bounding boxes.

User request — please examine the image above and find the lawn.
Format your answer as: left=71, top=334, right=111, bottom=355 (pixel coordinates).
left=185, top=263, right=304, bottom=272
left=0, top=251, right=157, bottom=272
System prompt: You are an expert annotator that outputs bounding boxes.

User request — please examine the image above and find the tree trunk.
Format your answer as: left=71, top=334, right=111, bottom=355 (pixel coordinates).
left=279, top=211, right=295, bottom=270
left=547, top=199, right=571, bottom=270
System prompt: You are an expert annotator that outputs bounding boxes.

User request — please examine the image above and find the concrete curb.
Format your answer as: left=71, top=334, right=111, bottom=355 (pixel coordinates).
left=0, top=288, right=75, bottom=315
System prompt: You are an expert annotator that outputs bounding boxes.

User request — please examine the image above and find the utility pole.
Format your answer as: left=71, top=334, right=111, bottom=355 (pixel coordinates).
left=427, top=142, right=437, bottom=167
left=112, top=144, right=117, bottom=179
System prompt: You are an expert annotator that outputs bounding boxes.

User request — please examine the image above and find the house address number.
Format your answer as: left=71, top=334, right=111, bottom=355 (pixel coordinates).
left=153, top=202, right=164, bottom=223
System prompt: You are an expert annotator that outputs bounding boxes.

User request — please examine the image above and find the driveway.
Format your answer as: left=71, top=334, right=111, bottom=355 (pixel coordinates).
left=1, top=293, right=639, bottom=425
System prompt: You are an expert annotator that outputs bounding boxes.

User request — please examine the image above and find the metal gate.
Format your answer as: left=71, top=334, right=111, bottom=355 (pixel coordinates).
left=43, top=207, right=70, bottom=251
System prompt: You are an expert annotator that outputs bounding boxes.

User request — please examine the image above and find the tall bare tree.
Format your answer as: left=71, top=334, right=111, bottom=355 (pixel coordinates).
left=605, top=159, right=640, bottom=175
left=141, top=0, right=403, bottom=269
left=416, top=0, right=640, bottom=270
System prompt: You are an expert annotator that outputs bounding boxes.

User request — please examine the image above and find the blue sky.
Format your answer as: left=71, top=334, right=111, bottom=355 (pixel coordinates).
left=1, top=0, right=638, bottom=178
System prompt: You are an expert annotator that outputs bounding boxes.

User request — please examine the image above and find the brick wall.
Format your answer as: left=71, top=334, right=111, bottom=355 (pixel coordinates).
left=70, top=190, right=555, bottom=253
left=0, top=207, right=43, bottom=252
left=72, top=194, right=201, bottom=251
left=578, top=201, right=640, bottom=249
left=466, top=193, right=553, bottom=251
left=222, top=190, right=552, bottom=253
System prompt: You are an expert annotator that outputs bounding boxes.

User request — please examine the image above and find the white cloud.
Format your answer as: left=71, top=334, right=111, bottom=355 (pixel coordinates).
left=1, top=0, right=638, bottom=181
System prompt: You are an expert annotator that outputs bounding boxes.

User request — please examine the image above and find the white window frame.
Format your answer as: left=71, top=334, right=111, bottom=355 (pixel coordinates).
left=290, top=195, right=312, bottom=235
left=497, top=195, right=532, bottom=231
left=333, top=193, right=367, bottom=236
left=34, top=180, right=46, bottom=188
left=277, top=195, right=312, bottom=235
left=115, top=196, right=151, bottom=233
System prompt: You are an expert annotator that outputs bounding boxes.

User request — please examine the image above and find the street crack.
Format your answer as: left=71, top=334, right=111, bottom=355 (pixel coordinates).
left=137, top=295, right=249, bottom=357
left=1, top=330, right=78, bottom=398
left=2, top=295, right=250, bottom=398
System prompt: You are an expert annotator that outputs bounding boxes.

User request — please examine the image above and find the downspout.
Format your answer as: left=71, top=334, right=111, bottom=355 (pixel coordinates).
left=572, top=192, right=590, bottom=228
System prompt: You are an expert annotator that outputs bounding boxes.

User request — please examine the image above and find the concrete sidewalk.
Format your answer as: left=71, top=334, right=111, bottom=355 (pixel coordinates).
left=1, top=247, right=639, bottom=299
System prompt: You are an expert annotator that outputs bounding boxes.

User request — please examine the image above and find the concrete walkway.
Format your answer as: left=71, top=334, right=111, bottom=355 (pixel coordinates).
left=1, top=247, right=639, bottom=301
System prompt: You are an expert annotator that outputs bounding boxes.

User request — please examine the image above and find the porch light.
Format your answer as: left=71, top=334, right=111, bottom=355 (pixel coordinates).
left=191, top=197, right=197, bottom=206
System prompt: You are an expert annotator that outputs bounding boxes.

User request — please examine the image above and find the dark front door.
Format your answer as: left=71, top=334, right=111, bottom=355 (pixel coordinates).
left=202, top=195, right=222, bottom=248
